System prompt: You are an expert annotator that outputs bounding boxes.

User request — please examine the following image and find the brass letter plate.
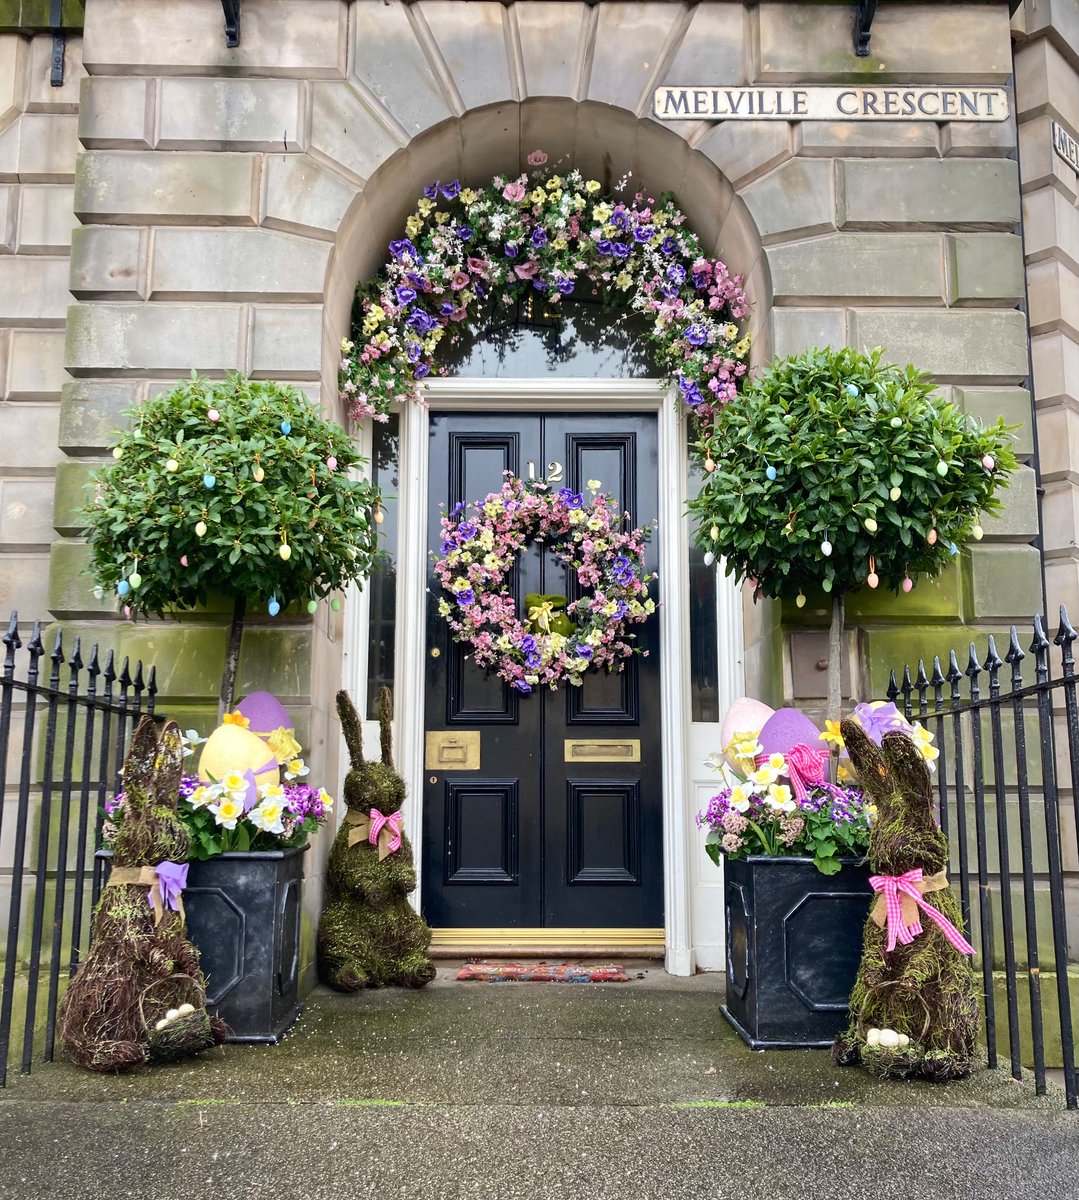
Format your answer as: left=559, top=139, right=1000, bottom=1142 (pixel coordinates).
left=425, top=730, right=481, bottom=770
left=564, top=738, right=641, bottom=763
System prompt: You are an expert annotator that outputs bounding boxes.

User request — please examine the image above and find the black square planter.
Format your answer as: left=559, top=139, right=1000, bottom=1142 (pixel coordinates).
left=723, top=855, right=873, bottom=1049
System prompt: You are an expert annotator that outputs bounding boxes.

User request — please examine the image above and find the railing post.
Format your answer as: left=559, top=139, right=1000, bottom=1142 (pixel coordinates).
left=966, top=642, right=996, bottom=1069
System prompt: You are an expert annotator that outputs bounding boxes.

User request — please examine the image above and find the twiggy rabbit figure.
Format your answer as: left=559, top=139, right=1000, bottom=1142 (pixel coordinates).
left=317, top=688, right=435, bottom=990
left=832, top=719, right=980, bottom=1081
left=59, top=718, right=226, bottom=1072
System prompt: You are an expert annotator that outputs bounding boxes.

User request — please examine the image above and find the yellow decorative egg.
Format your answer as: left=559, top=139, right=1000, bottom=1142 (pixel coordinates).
left=197, top=723, right=281, bottom=787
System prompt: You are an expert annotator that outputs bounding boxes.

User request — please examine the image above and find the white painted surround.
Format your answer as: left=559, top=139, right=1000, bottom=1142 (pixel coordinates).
left=341, top=378, right=744, bottom=974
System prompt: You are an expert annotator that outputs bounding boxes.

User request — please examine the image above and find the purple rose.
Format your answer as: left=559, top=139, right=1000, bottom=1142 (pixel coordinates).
left=395, top=285, right=417, bottom=306
left=440, top=179, right=460, bottom=199
left=531, top=227, right=547, bottom=248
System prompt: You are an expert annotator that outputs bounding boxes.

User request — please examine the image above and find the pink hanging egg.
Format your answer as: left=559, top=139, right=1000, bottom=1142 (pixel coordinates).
left=207, top=408, right=220, bottom=422
left=326, top=456, right=338, bottom=471
left=982, top=454, right=996, bottom=471
left=902, top=577, right=914, bottom=593
left=180, top=554, right=189, bottom=567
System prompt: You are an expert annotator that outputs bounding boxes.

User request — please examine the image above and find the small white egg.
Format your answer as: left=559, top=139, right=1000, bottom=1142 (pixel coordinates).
left=154, top=1018, right=169, bottom=1031
left=866, top=1028, right=881, bottom=1046
left=897, top=1033, right=910, bottom=1048
left=165, top=1008, right=180, bottom=1022
left=177, top=1003, right=195, bottom=1016
left=878, top=1028, right=900, bottom=1049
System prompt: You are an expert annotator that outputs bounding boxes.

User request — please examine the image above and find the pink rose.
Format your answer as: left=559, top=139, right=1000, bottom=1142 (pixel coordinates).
left=514, top=260, right=538, bottom=280
left=502, top=181, right=526, bottom=203
left=466, top=256, right=488, bottom=277
left=451, top=271, right=469, bottom=291
left=527, top=150, right=549, bottom=166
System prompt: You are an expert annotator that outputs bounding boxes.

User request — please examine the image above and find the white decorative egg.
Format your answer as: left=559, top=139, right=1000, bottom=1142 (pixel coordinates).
left=165, top=1008, right=180, bottom=1022
left=897, top=1033, right=910, bottom=1048
left=866, top=1028, right=881, bottom=1046
left=155, top=1018, right=169, bottom=1031
left=878, top=1028, right=900, bottom=1049
left=177, top=1003, right=195, bottom=1016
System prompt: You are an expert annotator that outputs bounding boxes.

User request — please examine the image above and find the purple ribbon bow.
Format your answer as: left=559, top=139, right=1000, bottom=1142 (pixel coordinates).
left=153, top=861, right=188, bottom=921
left=853, top=701, right=909, bottom=746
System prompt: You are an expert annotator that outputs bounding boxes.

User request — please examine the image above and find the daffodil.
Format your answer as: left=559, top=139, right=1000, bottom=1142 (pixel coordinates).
left=222, top=710, right=250, bottom=729
left=763, top=783, right=795, bottom=813
left=749, top=764, right=779, bottom=789
left=268, top=727, right=302, bottom=763
left=221, top=770, right=248, bottom=793
left=910, top=723, right=940, bottom=770
left=187, top=785, right=212, bottom=810
left=729, top=784, right=752, bottom=813
left=249, top=798, right=285, bottom=834
left=212, top=795, right=244, bottom=830
left=766, top=752, right=787, bottom=774
left=820, top=720, right=845, bottom=751
left=318, top=789, right=334, bottom=811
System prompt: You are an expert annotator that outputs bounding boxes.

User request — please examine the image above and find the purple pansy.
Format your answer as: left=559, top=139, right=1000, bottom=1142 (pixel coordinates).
left=532, top=227, right=547, bottom=248
left=457, top=589, right=475, bottom=606
left=661, top=237, right=678, bottom=256
left=556, top=278, right=575, bottom=295
left=685, top=325, right=708, bottom=347
left=667, top=263, right=687, bottom=284
left=395, top=285, right=417, bottom=306
left=407, top=310, right=438, bottom=334
left=440, top=179, right=461, bottom=200
left=388, top=238, right=418, bottom=260
left=504, top=242, right=520, bottom=259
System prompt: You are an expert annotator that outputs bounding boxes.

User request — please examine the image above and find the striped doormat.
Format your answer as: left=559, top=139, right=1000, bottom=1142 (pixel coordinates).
left=455, top=961, right=630, bottom=983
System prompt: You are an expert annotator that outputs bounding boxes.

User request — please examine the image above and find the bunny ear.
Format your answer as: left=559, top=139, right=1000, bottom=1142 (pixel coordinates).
left=336, top=689, right=364, bottom=767
left=880, top=730, right=933, bottom=814
left=378, top=686, right=394, bottom=769
left=839, top=717, right=895, bottom=798
left=153, top=721, right=185, bottom=811
left=120, top=716, right=161, bottom=811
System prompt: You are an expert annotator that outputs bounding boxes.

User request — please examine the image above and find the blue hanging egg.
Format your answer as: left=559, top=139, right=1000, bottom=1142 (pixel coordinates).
left=845, top=383, right=860, bottom=397
left=949, top=542, right=959, bottom=556
left=765, top=465, right=777, bottom=481
left=116, top=580, right=130, bottom=597
left=268, top=596, right=281, bottom=617
left=280, top=421, right=292, bottom=435
left=203, top=473, right=216, bottom=489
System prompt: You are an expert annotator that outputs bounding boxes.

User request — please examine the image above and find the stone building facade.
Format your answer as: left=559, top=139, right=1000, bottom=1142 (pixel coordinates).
left=0, top=0, right=1076, bottom=979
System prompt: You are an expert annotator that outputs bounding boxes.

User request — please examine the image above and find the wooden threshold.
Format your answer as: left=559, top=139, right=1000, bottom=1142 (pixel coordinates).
left=429, top=927, right=665, bottom=959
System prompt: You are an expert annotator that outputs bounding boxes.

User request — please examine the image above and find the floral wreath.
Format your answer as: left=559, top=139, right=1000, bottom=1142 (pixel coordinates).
left=340, top=150, right=750, bottom=434
left=433, top=474, right=656, bottom=693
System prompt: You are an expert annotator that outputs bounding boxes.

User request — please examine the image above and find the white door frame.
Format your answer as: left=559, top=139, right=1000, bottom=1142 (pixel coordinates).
left=343, top=377, right=735, bottom=975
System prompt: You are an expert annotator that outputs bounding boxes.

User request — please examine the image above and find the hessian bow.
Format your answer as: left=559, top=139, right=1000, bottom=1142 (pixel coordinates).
left=869, top=868, right=975, bottom=956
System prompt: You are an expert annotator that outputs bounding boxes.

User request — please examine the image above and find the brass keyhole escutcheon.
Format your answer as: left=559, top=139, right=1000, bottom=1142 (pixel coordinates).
left=429, top=775, right=437, bottom=784
left=431, top=647, right=441, bottom=658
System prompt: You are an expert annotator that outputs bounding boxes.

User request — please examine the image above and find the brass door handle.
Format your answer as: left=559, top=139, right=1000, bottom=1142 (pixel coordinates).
left=564, top=739, right=641, bottom=762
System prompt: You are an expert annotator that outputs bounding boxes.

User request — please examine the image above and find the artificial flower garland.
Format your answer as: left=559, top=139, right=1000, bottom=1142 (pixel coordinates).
left=340, top=151, right=750, bottom=432
left=433, top=474, right=655, bottom=694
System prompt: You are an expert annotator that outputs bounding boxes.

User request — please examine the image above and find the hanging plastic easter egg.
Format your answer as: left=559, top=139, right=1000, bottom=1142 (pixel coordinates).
left=822, top=577, right=833, bottom=592
left=703, top=551, right=715, bottom=567
left=128, top=571, right=143, bottom=589
left=207, top=408, right=220, bottom=423
left=253, top=465, right=265, bottom=483
left=949, top=542, right=959, bottom=556
left=845, top=383, right=860, bottom=398
left=889, top=486, right=901, bottom=502
left=972, top=525, right=984, bottom=541
left=180, top=554, right=189, bottom=567
left=165, top=458, right=179, bottom=473
left=864, top=517, right=878, bottom=533
left=704, top=458, right=716, bottom=473
left=821, top=540, right=833, bottom=557
left=795, top=594, right=806, bottom=608
left=326, top=456, right=338, bottom=471
left=123, top=605, right=132, bottom=619
left=330, top=597, right=341, bottom=612
left=710, top=525, right=720, bottom=541
left=306, top=599, right=318, bottom=614
left=902, top=576, right=913, bottom=593
left=927, top=528, right=938, bottom=546
left=112, top=446, right=123, bottom=460
left=92, top=585, right=104, bottom=601
left=267, top=597, right=281, bottom=617
left=203, top=474, right=216, bottom=489
left=195, top=520, right=208, bottom=537
left=890, top=417, right=902, bottom=429
left=279, top=543, right=292, bottom=561
left=374, top=508, right=385, bottom=525
left=117, top=580, right=130, bottom=597
left=867, top=571, right=879, bottom=589
left=280, top=421, right=292, bottom=435
left=982, top=454, right=996, bottom=471
left=765, top=465, right=777, bottom=481
left=936, top=461, right=948, bottom=477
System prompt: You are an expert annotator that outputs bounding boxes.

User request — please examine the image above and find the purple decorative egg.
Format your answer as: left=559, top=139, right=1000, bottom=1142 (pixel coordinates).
left=235, top=690, right=293, bottom=736
left=720, top=697, right=775, bottom=751
left=757, top=707, right=823, bottom=756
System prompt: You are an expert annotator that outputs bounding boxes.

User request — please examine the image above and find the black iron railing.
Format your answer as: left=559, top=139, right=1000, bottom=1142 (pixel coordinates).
left=0, top=612, right=156, bottom=1085
left=885, top=606, right=1079, bottom=1109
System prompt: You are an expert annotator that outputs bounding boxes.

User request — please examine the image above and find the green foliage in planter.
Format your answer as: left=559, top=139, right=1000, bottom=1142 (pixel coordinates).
left=688, top=346, right=1017, bottom=600
left=83, top=374, right=381, bottom=617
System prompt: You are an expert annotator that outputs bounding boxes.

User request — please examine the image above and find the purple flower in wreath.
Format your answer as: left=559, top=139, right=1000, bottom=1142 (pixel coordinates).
left=667, top=263, right=687, bottom=285
left=661, top=237, right=678, bottom=257
left=457, top=589, right=475, bottom=606
left=414, top=363, right=431, bottom=380
left=685, top=324, right=708, bottom=347
left=440, top=179, right=461, bottom=200
left=456, top=225, right=473, bottom=242
left=389, top=238, right=418, bottom=260
left=525, top=652, right=541, bottom=669
left=408, top=309, right=438, bottom=334
left=692, top=271, right=710, bottom=290
left=440, top=301, right=455, bottom=316
left=634, top=226, right=654, bottom=243
left=611, top=242, right=630, bottom=260
left=533, top=278, right=548, bottom=291
left=610, top=210, right=629, bottom=231
left=614, top=600, right=629, bottom=618
left=596, top=239, right=614, bottom=256
left=457, top=522, right=477, bottom=541
left=423, top=182, right=440, bottom=200
left=440, top=539, right=455, bottom=554
left=557, top=488, right=583, bottom=509
left=520, top=634, right=536, bottom=654
left=531, top=227, right=547, bottom=248
left=395, top=285, right=417, bottom=306
left=406, top=342, right=422, bottom=362
left=576, top=644, right=594, bottom=660
left=505, top=242, right=520, bottom=259
left=612, top=555, right=635, bottom=585
left=513, top=680, right=533, bottom=693
left=450, top=501, right=466, bottom=517
left=556, top=278, right=576, bottom=295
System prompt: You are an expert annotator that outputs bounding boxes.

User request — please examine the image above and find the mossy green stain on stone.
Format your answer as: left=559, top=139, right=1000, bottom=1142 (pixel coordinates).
left=0, top=0, right=83, bottom=31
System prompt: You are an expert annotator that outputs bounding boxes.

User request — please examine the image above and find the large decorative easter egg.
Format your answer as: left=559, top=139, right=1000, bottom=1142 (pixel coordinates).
left=198, top=723, right=281, bottom=786
left=720, top=697, right=775, bottom=750
left=235, top=690, right=293, bottom=738
left=757, top=707, right=823, bottom=756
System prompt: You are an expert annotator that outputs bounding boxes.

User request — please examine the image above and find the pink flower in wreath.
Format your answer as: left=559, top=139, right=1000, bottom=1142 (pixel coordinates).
left=451, top=271, right=470, bottom=291
left=514, top=261, right=539, bottom=280
left=526, top=150, right=549, bottom=167
left=502, top=181, right=527, bottom=203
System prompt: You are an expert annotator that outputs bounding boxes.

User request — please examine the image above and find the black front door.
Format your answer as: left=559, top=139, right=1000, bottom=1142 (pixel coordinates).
left=422, top=411, right=663, bottom=930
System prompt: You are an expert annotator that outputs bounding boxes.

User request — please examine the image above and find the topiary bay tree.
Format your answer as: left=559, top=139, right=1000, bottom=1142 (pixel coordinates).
left=84, top=374, right=381, bottom=717
left=687, top=346, right=1018, bottom=718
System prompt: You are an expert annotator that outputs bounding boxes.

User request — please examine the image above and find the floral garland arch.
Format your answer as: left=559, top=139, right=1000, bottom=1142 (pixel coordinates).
left=339, top=152, right=750, bottom=435
left=433, top=475, right=655, bottom=694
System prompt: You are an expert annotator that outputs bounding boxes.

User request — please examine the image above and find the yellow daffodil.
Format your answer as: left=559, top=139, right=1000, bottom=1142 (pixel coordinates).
left=285, top=758, right=310, bottom=780
left=764, top=783, right=795, bottom=813
left=820, top=720, right=845, bottom=751
left=188, top=786, right=212, bottom=810
left=910, top=723, right=940, bottom=770
left=221, top=770, right=248, bottom=793
left=267, top=727, right=302, bottom=763
left=222, top=710, right=250, bottom=729
left=318, top=789, right=334, bottom=811
left=728, top=784, right=752, bottom=813
left=749, top=764, right=779, bottom=789
left=212, top=795, right=244, bottom=830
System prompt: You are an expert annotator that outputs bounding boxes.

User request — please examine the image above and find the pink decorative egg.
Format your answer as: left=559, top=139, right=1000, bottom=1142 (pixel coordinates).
left=235, top=690, right=293, bottom=737
left=720, top=697, right=775, bottom=750
left=757, top=707, right=823, bottom=756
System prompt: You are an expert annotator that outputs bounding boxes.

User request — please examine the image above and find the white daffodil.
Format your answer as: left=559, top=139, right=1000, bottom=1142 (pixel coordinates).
left=749, top=764, right=780, bottom=790
left=211, top=795, right=244, bottom=830
left=180, top=729, right=206, bottom=758
left=728, top=784, right=752, bottom=813
left=763, top=783, right=795, bottom=813
left=284, top=758, right=309, bottom=781
left=766, top=752, right=787, bottom=774
left=249, top=797, right=285, bottom=835
left=221, top=770, right=248, bottom=794
left=318, top=789, right=334, bottom=811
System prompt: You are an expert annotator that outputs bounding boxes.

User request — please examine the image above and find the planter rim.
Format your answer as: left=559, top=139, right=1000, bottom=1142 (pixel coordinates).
left=97, top=844, right=310, bottom=863
left=725, top=854, right=869, bottom=867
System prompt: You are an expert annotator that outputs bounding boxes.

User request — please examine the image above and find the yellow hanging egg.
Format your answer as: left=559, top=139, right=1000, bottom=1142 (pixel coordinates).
left=197, top=724, right=281, bottom=787
left=279, top=543, right=292, bottom=561
left=252, top=465, right=265, bottom=483
left=704, top=457, right=716, bottom=473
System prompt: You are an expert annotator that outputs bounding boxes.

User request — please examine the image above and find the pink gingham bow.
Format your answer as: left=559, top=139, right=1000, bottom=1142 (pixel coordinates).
left=868, top=868, right=975, bottom=956
left=755, top=743, right=829, bottom=802
left=368, top=808, right=403, bottom=857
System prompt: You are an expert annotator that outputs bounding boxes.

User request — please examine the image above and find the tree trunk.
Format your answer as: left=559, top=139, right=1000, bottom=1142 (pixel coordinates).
left=827, top=590, right=845, bottom=722
left=218, top=593, right=246, bottom=721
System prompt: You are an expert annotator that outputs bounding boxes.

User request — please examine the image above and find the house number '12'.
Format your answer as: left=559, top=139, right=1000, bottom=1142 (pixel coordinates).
left=526, top=461, right=563, bottom=482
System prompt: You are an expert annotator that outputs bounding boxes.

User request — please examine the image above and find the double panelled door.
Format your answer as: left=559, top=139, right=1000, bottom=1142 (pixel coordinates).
left=422, top=410, right=664, bottom=933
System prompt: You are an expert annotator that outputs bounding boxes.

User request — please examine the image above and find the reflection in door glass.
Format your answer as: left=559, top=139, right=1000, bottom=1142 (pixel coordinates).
left=688, top=457, right=720, bottom=723
left=366, top=413, right=399, bottom=718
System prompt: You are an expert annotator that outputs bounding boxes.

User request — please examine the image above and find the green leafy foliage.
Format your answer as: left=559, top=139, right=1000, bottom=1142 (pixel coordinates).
left=83, top=374, right=381, bottom=616
left=687, top=347, right=1018, bottom=599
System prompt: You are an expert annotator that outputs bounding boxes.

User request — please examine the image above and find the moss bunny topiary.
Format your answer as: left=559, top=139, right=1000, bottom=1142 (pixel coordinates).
left=832, top=719, right=980, bottom=1081
left=59, top=718, right=226, bottom=1071
left=317, top=688, right=435, bottom=990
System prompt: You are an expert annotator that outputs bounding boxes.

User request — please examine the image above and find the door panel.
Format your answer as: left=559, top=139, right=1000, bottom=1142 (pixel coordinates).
left=422, top=411, right=663, bottom=930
